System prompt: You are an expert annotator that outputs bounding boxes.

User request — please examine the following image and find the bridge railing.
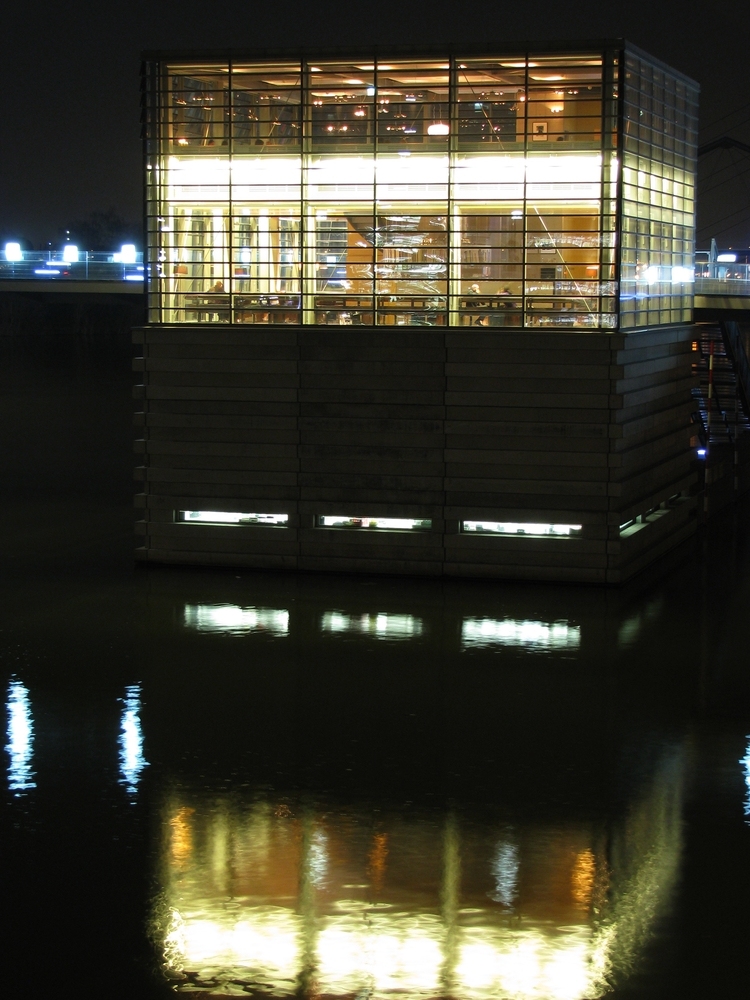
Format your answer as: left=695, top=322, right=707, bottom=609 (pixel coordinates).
left=0, top=250, right=144, bottom=283
left=694, top=259, right=750, bottom=296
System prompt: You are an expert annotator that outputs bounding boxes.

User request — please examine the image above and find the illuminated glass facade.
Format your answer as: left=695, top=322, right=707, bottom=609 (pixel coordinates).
left=142, top=45, right=697, bottom=332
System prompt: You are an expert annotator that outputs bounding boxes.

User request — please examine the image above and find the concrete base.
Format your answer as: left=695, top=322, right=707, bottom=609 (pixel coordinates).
left=134, top=324, right=699, bottom=584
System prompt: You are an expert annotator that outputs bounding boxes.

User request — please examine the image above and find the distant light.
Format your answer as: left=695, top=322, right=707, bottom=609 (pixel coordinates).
left=427, top=122, right=449, bottom=135
left=125, top=274, right=145, bottom=281
left=366, top=87, right=376, bottom=96
left=4, top=242, right=22, bottom=262
left=62, top=244, right=79, bottom=263
left=643, top=265, right=660, bottom=284
left=511, top=210, right=523, bottom=219
left=34, top=268, right=60, bottom=275
left=120, top=243, right=137, bottom=264
left=697, top=448, right=707, bottom=457
left=717, top=253, right=737, bottom=263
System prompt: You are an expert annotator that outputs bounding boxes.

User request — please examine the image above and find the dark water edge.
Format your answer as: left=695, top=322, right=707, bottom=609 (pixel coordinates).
left=1, top=327, right=749, bottom=999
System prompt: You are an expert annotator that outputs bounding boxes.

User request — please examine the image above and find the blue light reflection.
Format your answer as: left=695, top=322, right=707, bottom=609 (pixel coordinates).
left=6, top=678, right=36, bottom=795
left=740, top=738, right=750, bottom=822
left=119, top=684, right=148, bottom=796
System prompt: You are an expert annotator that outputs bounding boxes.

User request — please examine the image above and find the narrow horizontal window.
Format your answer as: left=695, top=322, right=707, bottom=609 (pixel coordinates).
left=178, top=510, right=288, bottom=526
left=321, top=611, right=422, bottom=640
left=462, top=521, right=582, bottom=537
left=317, top=516, right=432, bottom=531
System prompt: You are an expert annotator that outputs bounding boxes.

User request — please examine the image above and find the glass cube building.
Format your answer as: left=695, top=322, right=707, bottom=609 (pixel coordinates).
left=136, top=43, right=700, bottom=584
left=142, top=43, right=698, bottom=332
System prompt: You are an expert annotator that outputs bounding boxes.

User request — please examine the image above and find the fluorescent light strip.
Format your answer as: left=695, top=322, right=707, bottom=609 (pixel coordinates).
left=462, top=521, right=582, bottom=537
left=179, top=510, right=288, bottom=525
left=318, top=516, right=432, bottom=531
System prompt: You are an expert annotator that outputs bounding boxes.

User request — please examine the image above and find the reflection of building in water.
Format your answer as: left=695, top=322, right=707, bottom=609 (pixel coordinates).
left=321, top=611, right=423, bottom=640
left=461, top=617, right=579, bottom=651
left=183, top=604, right=289, bottom=636
left=154, top=748, right=685, bottom=998
left=5, top=678, right=36, bottom=795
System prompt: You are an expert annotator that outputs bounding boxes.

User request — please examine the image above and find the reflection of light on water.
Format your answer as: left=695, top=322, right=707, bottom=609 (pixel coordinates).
left=166, top=907, right=603, bottom=999
left=617, top=597, right=663, bottom=648
left=571, top=849, right=595, bottom=910
left=170, top=807, right=194, bottom=867
left=489, top=841, right=519, bottom=907
left=119, top=684, right=148, bottom=795
left=183, top=604, right=289, bottom=636
left=6, top=678, right=36, bottom=795
left=462, top=618, right=580, bottom=651
left=308, top=829, right=328, bottom=887
left=316, top=911, right=444, bottom=993
left=158, top=748, right=684, bottom=999
left=456, top=930, right=593, bottom=999
left=321, top=611, right=423, bottom=640
left=368, top=832, right=388, bottom=890
left=740, top=738, right=750, bottom=821
left=164, top=906, right=301, bottom=985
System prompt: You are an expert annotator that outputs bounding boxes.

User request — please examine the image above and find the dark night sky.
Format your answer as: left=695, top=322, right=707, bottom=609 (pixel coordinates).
left=2, top=0, right=749, bottom=248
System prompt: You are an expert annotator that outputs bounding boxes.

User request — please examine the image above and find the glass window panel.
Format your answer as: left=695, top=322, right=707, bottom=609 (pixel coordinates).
left=169, top=71, right=229, bottom=150
left=230, top=64, right=301, bottom=151
left=310, top=63, right=375, bottom=150
left=376, top=62, right=450, bottom=148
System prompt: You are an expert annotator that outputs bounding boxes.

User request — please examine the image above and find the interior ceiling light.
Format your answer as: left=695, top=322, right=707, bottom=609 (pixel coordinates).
left=427, top=122, right=450, bottom=135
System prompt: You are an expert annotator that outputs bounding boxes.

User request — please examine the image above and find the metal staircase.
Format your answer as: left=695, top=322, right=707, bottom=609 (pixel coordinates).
left=692, top=322, right=750, bottom=447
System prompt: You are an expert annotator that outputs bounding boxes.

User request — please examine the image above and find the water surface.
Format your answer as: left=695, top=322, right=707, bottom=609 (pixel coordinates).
left=1, top=330, right=749, bottom=998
